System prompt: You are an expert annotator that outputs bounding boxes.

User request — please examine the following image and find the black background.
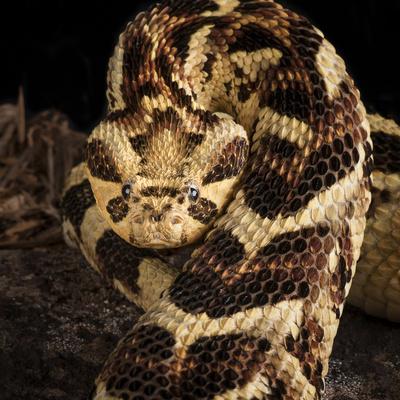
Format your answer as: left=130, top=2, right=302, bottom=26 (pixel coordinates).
left=2, top=1, right=399, bottom=130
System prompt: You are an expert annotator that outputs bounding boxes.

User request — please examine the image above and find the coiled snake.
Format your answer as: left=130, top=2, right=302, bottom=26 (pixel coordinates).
left=61, top=0, right=400, bottom=398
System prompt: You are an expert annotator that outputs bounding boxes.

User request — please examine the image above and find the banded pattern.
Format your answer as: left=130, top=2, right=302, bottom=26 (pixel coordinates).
left=59, top=1, right=400, bottom=399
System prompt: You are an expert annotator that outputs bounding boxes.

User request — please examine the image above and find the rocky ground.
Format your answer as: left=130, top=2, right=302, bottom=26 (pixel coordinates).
left=0, top=245, right=399, bottom=400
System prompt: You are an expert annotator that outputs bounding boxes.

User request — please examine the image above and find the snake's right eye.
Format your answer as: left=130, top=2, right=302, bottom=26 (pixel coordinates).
left=122, top=183, right=132, bottom=199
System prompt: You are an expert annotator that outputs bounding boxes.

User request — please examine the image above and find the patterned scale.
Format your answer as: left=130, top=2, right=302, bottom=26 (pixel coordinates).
left=60, top=0, right=400, bottom=399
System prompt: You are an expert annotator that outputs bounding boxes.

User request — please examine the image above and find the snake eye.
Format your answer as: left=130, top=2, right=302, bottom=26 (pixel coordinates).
left=188, top=184, right=199, bottom=202
left=122, top=183, right=132, bottom=199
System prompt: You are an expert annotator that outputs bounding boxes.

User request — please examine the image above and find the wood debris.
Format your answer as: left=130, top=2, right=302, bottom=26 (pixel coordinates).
left=0, top=89, right=87, bottom=248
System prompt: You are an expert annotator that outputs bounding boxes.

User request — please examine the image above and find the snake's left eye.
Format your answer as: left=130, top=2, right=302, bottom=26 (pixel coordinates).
left=188, top=184, right=199, bottom=202
left=122, top=183, right=132, bottom=199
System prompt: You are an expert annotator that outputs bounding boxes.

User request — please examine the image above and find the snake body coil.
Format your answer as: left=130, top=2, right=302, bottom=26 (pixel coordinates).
left=61, top=1, right=400, bottom=398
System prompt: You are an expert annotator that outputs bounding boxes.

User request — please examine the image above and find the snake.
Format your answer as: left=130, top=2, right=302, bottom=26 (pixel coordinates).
left=61, top=0, right=400, bottom=398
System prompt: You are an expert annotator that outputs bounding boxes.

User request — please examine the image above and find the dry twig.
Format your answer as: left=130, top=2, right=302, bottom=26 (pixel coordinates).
left=0, top=91, right=87, bottom=248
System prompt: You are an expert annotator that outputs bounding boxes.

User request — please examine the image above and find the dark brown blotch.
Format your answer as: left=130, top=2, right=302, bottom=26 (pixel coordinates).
left=100, top=324, right=271, bottom=399
left=61, top=179, right=95, bottom=239
left=227, top=22, right=287, bottom=54
left=86, top=139, right=122, bottom=183
left=186, top=132, right=205, bottom=155
left=179, top=333, right=269, bottom=397
left=169, top=229, right=246, bottom=317
left=202, top=137, right=249, bottom=185
left=367, top=186, right=391, bottom=218
left=203, top=52, right=217, bottom=82
left=289, top=317, right=326, bottom=391
left=238, top=84, right=252, bottom=103
left=97, top=323, right=176, bottom=398
left=152, top=107, right=182, bottom=131
left=130, top=134, right=149, bottom=157
left=106, top=196, right=129, bottom=223
left=104, top=108, right=129, bottom=122
left=188, top=197, right=218, bottom=224
left=170, top=222, right=333, bottom=318
left=95, top=230, right=156, bottom=293
left=243, top=129, right=357, bottom=220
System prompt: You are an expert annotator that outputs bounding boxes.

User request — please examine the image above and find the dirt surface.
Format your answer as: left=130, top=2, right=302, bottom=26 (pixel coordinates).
left=0, top=246, right=399, bottom=400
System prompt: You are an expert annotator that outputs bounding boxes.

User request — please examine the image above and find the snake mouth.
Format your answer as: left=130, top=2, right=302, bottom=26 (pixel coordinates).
left=129, top=232, right=182, bottom=249
left=145, top=239, right=183, bottom=249
left=145, top=233, right=183, bottom=248
left=145, top=240, right=174, bottom=249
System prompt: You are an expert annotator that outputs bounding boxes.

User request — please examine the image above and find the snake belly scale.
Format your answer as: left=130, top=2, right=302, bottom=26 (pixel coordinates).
left=61, top=0, right=400, bottom=399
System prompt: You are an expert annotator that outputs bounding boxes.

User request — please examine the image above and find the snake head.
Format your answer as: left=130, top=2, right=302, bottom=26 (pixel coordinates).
left=85, top=111, right=249, bottom=249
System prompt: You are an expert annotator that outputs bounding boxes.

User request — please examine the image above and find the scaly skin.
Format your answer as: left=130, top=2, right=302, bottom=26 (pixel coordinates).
left=348, top=114, right=400, bottom=322
left=60, top=1, right=400, bottom=399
